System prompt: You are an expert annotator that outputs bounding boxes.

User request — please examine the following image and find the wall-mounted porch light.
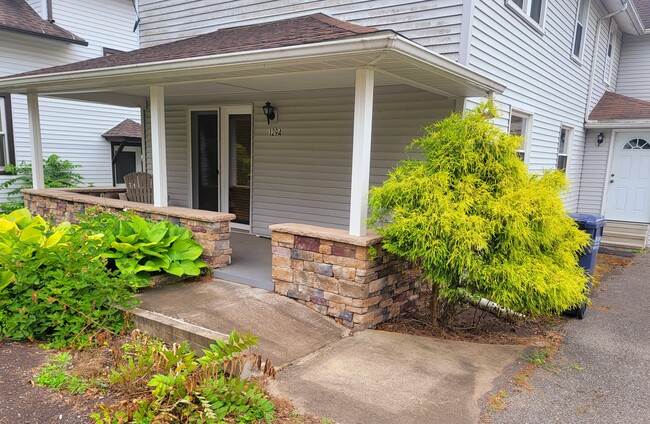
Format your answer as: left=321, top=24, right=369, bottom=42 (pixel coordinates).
left=597, top=132, right=605, bottom=146
left=262, top=102, right=277, bottom=125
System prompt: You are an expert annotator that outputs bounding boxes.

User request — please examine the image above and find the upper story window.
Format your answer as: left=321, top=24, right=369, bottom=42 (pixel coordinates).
left=556, top=127, right=573, bottom=172
left=572, top=0, right=590, bottom=60
left=0, top=95, right=14, bottom=172
left=509, top=110, right=532, bottom=163
left=506, top=0, right=548, bottom=30
left=603, top=28, right=615, bottom=84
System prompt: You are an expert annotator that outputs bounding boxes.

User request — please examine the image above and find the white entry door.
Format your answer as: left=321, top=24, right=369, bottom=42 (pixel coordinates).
left=605, top=133, right=650, bottom=223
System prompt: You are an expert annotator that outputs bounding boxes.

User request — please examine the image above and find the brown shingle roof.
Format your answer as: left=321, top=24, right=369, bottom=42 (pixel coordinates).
left=0, top=0, right=87, bottom=45
left=635, top=0, right=650, bottom=28
left=589, top=91, right=650, bottom=121
left=102, top=119, right=141, bottom=139
left=9, top=13, right=379, bottom=79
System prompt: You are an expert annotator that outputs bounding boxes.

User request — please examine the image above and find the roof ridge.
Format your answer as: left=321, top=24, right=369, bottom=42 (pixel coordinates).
left=605, top=91, right=650, bottom=107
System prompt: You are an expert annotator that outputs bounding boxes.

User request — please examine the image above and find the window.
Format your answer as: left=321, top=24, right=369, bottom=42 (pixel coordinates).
left=509, top=110, right=532, bottom=162
left=603, top=28, right=615, bottom=84
left=573, top=0, right=590, bottom=60
left=0, top=94, right=14, bottom=172
left=556, top=127, right=573, bottom=171
left=506, top=0, right=548, bottom=29
left=623, top=139, right=650, bottom=150
left=112, top=144, right=142, bottom=185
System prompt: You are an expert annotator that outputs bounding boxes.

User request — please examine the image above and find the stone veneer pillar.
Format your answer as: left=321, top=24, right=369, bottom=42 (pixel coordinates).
left=270, top=223, right=422, bottom=330
left=23, top=188, right=234, bottom=268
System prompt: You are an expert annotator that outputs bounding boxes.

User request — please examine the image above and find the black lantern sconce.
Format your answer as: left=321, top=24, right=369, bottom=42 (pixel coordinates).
left=262, top=102, right=277, bottom=125
left=597, top=132, right=605, bottom=146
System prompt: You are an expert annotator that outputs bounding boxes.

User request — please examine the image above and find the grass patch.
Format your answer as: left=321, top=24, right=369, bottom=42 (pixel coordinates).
left=488, top=390, right=508, bottom=412
left=36, top=352, right=93, bottom=394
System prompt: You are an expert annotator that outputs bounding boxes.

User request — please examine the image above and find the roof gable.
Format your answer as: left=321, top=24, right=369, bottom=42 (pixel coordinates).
left=589, top=91, right=650, bottom=121
left=0, top=0, right=87, bottom=45
left=102, top=119, right=142, bottom=139
left=9, top=13, right=379, bottom=79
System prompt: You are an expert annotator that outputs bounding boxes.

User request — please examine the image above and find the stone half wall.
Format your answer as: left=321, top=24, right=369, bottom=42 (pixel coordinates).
left=23, top=188, right=234, bottom=268
left=270, top=223, right=423, bottom=330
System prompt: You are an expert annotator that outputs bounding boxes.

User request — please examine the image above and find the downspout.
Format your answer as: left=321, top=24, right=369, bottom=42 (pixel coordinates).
left=584, top=1, right=629, bottom=123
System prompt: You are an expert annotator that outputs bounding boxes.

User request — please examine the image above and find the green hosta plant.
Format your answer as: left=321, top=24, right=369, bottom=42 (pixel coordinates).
left=77, top=211, right=207, bottom=283
left=368, top=101, right=590, bottom=327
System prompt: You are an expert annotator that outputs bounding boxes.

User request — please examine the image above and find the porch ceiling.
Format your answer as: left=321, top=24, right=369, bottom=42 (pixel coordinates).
left=0, top=32, right=504, bottom=108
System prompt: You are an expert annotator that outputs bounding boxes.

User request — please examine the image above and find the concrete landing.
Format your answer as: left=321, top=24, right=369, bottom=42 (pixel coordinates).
left=133, top=279, right=347, bottom=367
left=269, top=330, right=524, bottom=424
left=213, top=232, right=273, bottom=290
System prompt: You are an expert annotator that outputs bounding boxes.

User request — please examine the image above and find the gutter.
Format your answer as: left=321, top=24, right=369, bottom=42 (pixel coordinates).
left=584, top=1, right=629, bottom=124
left=0, top=25, right=88, bottom=46
left=0, top=32, right=504, bottom=96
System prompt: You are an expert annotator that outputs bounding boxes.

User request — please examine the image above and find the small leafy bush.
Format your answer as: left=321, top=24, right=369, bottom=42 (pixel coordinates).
left=0, top=154, right=84, bottom=212
left=94, top=330, right=276, bottom=424
left=0, top=209, right=140, bottom=347
left=77, top=211, right=207, bottom=283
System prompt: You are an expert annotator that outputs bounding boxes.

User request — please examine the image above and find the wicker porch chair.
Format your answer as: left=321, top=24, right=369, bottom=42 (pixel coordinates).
left=124, top=172, right=153, bottom=204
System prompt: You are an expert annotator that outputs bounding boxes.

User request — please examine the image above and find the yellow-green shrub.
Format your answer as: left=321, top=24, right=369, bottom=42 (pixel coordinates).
left=368, top=102, right=590, bottom=323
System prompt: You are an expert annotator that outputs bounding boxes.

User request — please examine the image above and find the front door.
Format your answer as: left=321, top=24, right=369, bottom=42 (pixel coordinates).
left=191, top=106, right=252, bottom=228
left=605, top=133, right=650, bottom=223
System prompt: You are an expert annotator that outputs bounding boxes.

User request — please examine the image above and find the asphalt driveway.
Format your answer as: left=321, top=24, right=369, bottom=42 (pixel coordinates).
left=487, top=253, right=650, bottom=423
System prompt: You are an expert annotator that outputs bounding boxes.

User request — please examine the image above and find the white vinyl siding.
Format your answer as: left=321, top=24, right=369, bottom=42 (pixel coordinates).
left=0, top=0, right=139, bottom=202
left=616, top=34, right=650, bottom=102
left=144, top=86, right=454, bottom=236
left=465, top=0, right=621, bottom=212
left=137, top=0, right=464, bottom=61
left=577, top=129, right=612, bottom=214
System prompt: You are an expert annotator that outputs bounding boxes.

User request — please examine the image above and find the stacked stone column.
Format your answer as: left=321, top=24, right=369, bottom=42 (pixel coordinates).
left=271, top=223, right=422, bottom=330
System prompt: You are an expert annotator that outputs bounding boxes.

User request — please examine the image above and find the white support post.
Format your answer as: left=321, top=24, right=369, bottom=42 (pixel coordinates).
left=149, top=85, right=168, bottom=207
left=27, top=93, right=44, bottom=190
left=349, top=68, right=374, bottom=237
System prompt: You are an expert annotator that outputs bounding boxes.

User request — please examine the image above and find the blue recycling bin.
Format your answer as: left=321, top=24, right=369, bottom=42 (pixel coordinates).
left=567, top=213, right=606, bottom=319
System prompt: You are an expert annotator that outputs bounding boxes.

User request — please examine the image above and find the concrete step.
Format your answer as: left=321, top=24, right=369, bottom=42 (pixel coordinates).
left=132, top=278, right=348, bottom=368
left=600, top=238, right=646, bottom=250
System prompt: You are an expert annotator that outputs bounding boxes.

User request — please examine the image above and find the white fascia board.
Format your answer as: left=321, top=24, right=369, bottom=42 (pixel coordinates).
left=0, top=32, right=504, bottom=97
left=586, top=120, right=650, bottom=129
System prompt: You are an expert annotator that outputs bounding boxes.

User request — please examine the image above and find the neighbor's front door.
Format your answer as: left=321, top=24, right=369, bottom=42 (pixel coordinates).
left=605, top=133, right=650, bottom=223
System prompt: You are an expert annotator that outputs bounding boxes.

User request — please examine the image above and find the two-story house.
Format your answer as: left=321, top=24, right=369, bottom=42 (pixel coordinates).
left=0, top=0, right=140, bottom=202
left=0, top=1, right=649, bottom=292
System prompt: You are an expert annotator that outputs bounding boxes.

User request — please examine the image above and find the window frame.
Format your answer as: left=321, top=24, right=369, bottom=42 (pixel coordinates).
left=505, top=0, right=548, bottom=33
left=556, top=126, right=573, bottom=172
left=0, top=94, right=15, bottom=173
left=509, top=109, right=533, bottom=165
left=572, top=0, right=591, bottom=62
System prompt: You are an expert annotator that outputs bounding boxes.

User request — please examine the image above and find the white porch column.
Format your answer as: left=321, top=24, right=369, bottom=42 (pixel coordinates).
left=349, top=68, right=375, bottom=237
left=149, top=85, right=168, bottom=207
left=27, top=93, right=44, bottom=190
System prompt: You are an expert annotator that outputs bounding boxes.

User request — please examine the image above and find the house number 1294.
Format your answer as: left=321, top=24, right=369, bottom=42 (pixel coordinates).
left=268, top=128, right=282, bottom=136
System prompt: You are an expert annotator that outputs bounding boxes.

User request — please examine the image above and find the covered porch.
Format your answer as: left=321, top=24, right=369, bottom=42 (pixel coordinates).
left=0, top=14, right=503, bottom=328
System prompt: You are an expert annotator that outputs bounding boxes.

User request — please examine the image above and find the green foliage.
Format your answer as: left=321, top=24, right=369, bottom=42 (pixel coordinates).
left=0, top=209, right=140, bottom=347
left=77, top=210, right=207, bottom=284
left=36, top=352, right=91, bottom=394
left=93, top=330, right=275, bottom=424
left=0, top=154, right=84, bottom=212
left=368, top=102, right=590, bottom=322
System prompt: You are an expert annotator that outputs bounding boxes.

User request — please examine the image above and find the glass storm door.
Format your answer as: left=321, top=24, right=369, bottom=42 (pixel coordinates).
left=227, top=113, right=252, bottom=227
left=191, top=111, right=219, bottom=212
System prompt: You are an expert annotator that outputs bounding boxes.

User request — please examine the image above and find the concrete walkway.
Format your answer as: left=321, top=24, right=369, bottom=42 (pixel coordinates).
left=135, top=278, right=525, bottom=423
left=269, top=330, right=524, bottom=424
left=487, top=253, right=650, bottom=423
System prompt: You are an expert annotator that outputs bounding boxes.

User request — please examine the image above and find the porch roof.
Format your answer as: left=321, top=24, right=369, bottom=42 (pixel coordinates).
left=587, top=91, right=650, bottom=128
left=0, top=14, right=504, bottom=106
